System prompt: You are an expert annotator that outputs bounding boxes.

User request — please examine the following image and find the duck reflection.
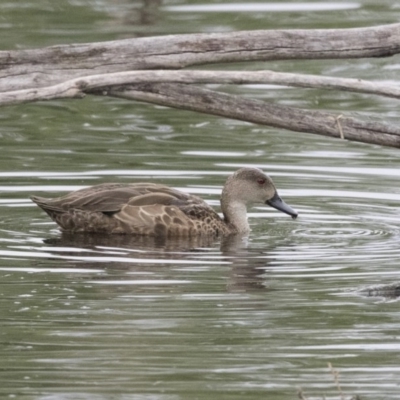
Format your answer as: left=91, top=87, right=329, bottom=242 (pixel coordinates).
left=42, top=232, right=284, bottom=292
left=45, top=232, right=219, bottom=252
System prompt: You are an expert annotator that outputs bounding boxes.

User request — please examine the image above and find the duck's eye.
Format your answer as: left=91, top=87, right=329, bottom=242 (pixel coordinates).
left=257, top=178, right=266, bottom=185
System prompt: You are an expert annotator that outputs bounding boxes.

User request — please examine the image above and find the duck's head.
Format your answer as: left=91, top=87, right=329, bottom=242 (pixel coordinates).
left=222, top=167, right=298, bottom=219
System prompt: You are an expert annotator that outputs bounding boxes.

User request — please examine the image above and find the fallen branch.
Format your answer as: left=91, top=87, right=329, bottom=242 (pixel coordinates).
left=2, top=69, right=400, bottom=107
left=1, top=23, right=400, bottom=92
left=100, top=83, right=400, bottom=148
left=2, top=24, right=400, bottom=148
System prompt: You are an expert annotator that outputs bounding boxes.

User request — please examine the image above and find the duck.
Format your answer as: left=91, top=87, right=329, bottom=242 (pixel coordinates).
left=30, top=167, right=298, bottom=236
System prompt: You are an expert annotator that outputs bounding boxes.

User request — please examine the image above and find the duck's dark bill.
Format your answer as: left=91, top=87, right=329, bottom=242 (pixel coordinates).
left=266, top=192, right=298, bottom=219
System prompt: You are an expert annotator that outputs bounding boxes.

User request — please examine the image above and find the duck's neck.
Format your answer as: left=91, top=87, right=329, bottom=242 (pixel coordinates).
left=222, top=200, right=250, bottom=233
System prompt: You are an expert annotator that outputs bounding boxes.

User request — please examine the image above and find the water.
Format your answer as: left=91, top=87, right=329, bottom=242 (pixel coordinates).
left=1, top=1, right=400, bottom=399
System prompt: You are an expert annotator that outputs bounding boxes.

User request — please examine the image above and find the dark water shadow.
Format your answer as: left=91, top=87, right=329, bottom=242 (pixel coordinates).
left=112, top=0, right=162, bottom=26
left=356, top=282, right=400, bottom=301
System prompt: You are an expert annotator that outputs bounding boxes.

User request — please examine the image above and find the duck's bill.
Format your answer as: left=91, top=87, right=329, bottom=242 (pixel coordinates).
left=266, top=192, right=298, bottom=219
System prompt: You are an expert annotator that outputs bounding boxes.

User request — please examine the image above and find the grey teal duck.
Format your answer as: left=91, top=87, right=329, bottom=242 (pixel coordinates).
left=30, top=167, right=298, bottom=236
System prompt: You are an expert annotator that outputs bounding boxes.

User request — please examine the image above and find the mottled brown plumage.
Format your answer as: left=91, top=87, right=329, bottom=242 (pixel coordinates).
left=30, top=168, right=298, bottom=236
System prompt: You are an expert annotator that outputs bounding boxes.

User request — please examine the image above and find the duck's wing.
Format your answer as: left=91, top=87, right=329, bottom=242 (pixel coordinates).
left=31, top=183, right=210, bottom=215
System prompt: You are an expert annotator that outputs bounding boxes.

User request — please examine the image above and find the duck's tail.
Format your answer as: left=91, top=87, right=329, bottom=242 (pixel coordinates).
left=30, top=195, right=64, bottom=217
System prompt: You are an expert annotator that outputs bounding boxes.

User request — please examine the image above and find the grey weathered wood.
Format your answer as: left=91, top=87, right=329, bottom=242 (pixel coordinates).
left=2, top=23, right=400, bottom=148
left=104, top=83, right=400, bottom=148
left=1, top=23, right=400, bottom=93
left=1, top=69, right=400, bottom=107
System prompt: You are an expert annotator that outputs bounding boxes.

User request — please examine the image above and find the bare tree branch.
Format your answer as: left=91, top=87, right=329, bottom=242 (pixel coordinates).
left=2, top=24, right=400, bottom=148
left=1, top=23, right=400, bottom=92
left=1, top=69, right=400, bottom=107
left=102, top=83, right=400, bottom=148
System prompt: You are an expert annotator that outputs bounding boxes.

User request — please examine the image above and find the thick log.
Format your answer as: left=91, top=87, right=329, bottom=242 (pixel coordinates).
left=1, top=23, right=400, bottom=92
left=103, top=83, right=400, bottom=148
